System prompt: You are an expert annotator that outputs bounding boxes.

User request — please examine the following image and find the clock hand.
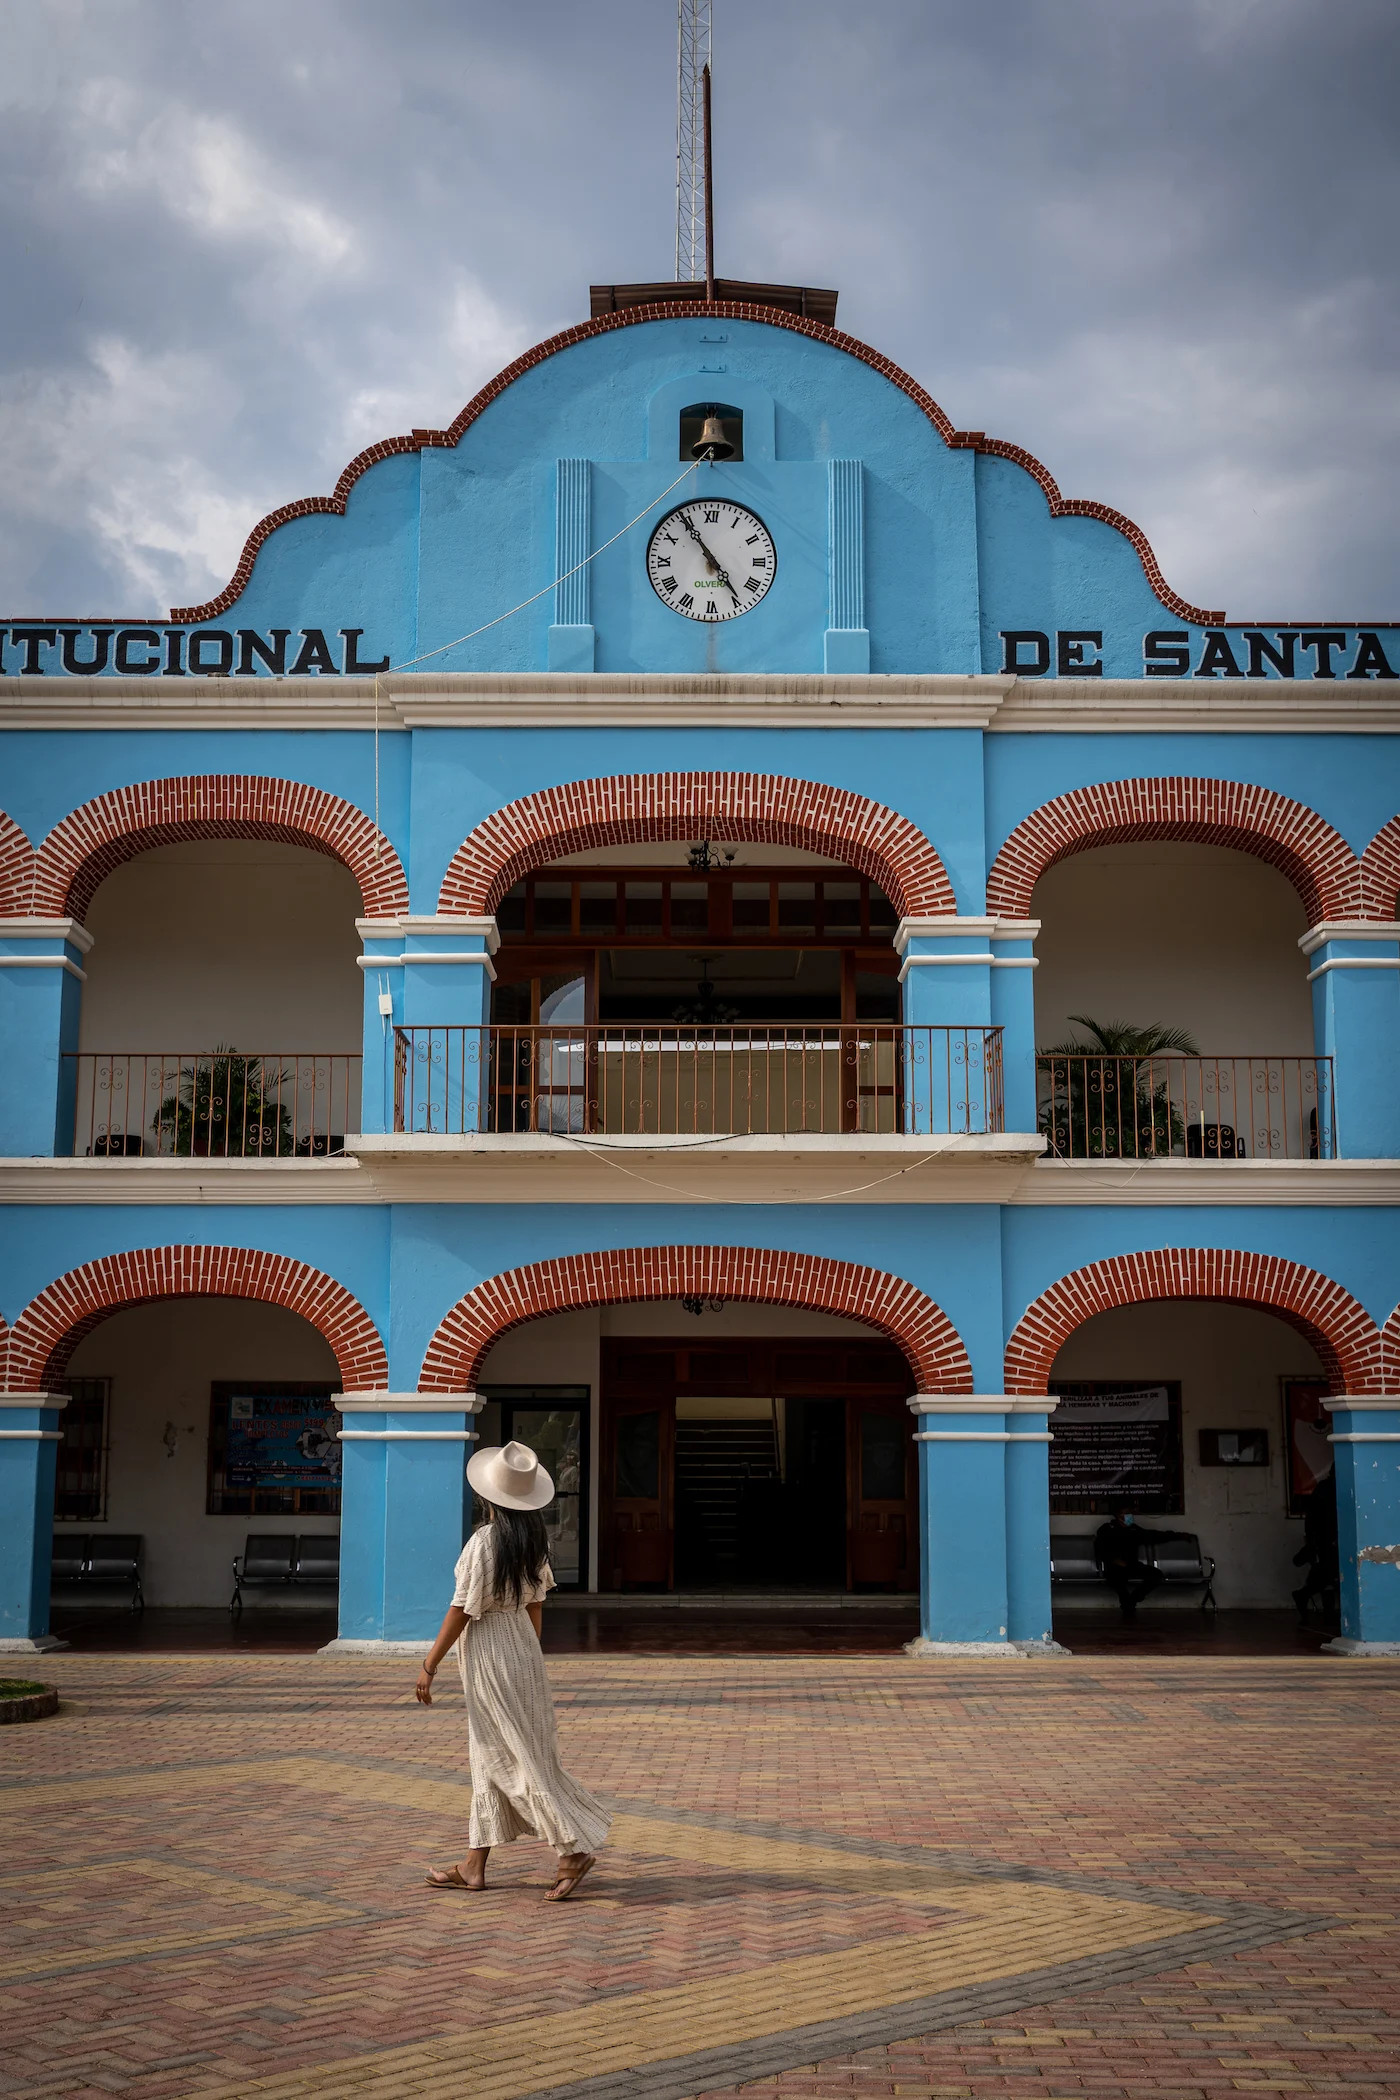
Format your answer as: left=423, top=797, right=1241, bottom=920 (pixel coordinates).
left=680, top=514, right=742, bottom=602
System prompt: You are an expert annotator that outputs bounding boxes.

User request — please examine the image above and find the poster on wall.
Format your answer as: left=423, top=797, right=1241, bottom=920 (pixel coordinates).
left=1282, top=1378, right=1334, bottom=1515
left=208, top=1382, right=342, bottom=1514
left=1048, top=1381, right=1184, bottom=1514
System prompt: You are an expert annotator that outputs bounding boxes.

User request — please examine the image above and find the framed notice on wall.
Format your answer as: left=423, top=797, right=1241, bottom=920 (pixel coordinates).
left=207, top=1382, right=342, bottom=1515
left=1048, top=1381, right=1184, bottom=1515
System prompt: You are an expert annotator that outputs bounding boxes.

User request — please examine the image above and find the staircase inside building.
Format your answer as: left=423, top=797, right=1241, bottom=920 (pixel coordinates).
left=674, top=1418, right=780, bottom=1585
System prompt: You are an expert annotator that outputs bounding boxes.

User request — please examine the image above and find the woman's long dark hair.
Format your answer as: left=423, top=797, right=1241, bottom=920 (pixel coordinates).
left=485, top=1503, right=551, bottom=1606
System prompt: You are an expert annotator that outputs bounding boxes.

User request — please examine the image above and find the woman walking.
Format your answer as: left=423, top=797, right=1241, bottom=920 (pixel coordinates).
left=415, top=1440, right=610, bottom=1901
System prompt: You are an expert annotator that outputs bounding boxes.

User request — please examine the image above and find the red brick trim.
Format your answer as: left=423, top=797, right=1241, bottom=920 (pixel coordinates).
left=1359, top=817, right=1400, bottom=920
left=170, top=302, right=1224, bottom=629
left=1003, top=1249, right=1383, bottom=1397
left=1378, top=1304, right=1400, bottom=1390
left=985, top=777, right=1361, bottom=926
left=3, top=1246, right=388, bottom=1393
left=29, top=776, right=409, bottom=921
left=420, top=1246, right=973, bottom=1392
left=0, top=811, right=34, bottom=916
left=438, top=773, right=955, bottom=918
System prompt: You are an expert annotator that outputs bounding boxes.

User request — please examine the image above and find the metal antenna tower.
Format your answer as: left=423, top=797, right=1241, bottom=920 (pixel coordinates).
left=675, top=0, right=712, bottom=284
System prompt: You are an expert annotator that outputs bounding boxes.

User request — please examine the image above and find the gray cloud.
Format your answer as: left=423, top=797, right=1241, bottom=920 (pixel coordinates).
left=1, top=0, right=1396, bottom=620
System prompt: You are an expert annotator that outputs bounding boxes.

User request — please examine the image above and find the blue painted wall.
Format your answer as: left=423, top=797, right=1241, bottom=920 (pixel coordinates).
left=3, top=309, right=1394, bottom=678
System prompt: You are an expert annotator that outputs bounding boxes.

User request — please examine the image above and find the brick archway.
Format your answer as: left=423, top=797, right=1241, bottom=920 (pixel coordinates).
left=29, top=777, right=408, bottom=922
left=4, top=1247, right=388, bottom=1394
left=420, top=1247, right=974, bottom=1392
left=1376, top=1301, right=1400, bottom=1392
left=0, top=811, right=35, bottom=916
left=985, top=778, right=1361, bottom=925
left=1003, top=1249, right=1383, bottom=1396
left=1360, top=817, right=1400, bottom=921
left=437, top=773, right=956, bottom=919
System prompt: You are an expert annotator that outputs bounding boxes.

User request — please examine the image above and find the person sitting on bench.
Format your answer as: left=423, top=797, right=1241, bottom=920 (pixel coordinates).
left=1094, top=1510, right=1164, bottom=1618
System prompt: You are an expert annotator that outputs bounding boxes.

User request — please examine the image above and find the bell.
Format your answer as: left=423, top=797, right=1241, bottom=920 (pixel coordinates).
left=691, top=411, right=734, bottom=460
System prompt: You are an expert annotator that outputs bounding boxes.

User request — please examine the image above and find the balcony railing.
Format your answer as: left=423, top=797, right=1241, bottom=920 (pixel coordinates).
left=65, top=1053, right=361, bottom=1157
left=395, top=1025, right=1004, bottom=1137
left=1036, top=1054, right=1335, bottom=1161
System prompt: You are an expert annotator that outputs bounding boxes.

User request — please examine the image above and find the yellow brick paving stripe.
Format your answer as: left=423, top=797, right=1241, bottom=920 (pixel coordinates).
left=182, top=1903, right=1218, bottom=2100
left=0, top=1755, right=477, bottom=1818
left=0, top=1858, right=359, bottom=1983
left=0, top=1753, right=1221, bottom=1930
left=0, top=1751, right=1237, bottom=2095
left=4, top=1653, right=1387, bottom=2100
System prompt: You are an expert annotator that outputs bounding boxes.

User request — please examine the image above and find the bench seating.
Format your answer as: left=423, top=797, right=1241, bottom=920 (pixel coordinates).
left=231, top=1533, right=340, bottom=1613
left=51, top=1533, right=144, bottom=1611
left=1051, top=1529, right=1217, bottom=1610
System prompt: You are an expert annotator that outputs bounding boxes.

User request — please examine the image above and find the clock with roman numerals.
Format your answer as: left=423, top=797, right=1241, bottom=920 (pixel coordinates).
left=646, top=500, right=776, bottom=620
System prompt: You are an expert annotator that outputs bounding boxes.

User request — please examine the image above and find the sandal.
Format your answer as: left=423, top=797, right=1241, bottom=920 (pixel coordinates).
left=425, top=1864, right=487, bottom=1891
left=545, top=1855, right=596, bottom=1903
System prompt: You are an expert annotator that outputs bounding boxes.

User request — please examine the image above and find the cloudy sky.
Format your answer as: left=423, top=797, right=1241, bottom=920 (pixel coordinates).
left=1, top=0, right=1396, bottom=622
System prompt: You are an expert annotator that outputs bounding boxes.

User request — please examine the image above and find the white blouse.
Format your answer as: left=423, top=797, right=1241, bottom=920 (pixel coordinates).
left=451, top=1525, right=556, bottom=1620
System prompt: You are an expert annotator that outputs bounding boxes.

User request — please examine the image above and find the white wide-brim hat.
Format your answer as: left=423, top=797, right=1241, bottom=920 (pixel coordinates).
left=467, top=1439, right=555, bottom=1512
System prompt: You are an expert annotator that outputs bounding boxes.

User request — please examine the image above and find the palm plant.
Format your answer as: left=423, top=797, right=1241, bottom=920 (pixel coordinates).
left=153, top=1049, right=293, bottom=1157
left=1038, top=1016, right=1200, bottom=1160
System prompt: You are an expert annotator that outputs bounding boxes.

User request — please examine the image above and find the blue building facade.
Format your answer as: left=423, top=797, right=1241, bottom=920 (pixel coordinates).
left=3, top=286, right=1398, bottom=1655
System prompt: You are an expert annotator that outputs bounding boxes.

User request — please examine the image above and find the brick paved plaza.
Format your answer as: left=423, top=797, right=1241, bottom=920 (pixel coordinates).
left=3, top=1644, right=1398, bottom=2100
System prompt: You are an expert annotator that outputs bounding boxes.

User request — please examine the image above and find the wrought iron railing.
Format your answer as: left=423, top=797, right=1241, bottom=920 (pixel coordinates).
left=65, top=1052, right=361, bottom=1157
left=394, top=1025, right=1004, bottom=1137
left=1036, top=1053, right=1335, bottom=1161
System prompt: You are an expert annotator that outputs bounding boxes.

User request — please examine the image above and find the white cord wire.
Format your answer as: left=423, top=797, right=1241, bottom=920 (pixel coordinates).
left=385, top=458, right=701, bottom=676
left=368, top=455, right=702, bottom=874
left=552, top=1132, right=946, bottom=1203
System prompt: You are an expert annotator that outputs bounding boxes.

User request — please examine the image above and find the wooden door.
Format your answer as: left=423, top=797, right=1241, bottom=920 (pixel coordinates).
left=846, top=1389, right=918, bottom=1591
left=601, top=1390, right=674, bottom=1590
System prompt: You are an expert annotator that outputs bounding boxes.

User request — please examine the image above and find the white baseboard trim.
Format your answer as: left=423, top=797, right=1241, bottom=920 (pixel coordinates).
left=903, top=1637, right=1071, bottom=1658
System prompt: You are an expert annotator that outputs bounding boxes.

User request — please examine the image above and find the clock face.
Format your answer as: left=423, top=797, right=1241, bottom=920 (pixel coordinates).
left=647, top=500, right=776, bottom=621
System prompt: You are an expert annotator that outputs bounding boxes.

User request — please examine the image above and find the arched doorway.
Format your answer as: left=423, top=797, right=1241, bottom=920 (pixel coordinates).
left=475, top=1301, right=916, bottom=1594
left=4, top=1243, right=385, bottom=1635
left=30, top=776, right=401, bottom=1160
left=485, top=837, right=904, bottom=1136
left=1031, top=840, right=1324, bottom=1159
left=54, top=1296, right=345, bottom=1611
left=1005, top=1248, right=1383, bottom=1632
left=423, top=1245, right=973, bottom=1598
left=1045, top=1299, right=1331, bottom=1612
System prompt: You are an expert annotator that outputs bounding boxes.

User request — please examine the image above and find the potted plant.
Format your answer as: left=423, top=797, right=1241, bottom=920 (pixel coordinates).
left=153, top=1049, right=293, bottom=1157
left=1038, top=1016, right=1199, bottom=1160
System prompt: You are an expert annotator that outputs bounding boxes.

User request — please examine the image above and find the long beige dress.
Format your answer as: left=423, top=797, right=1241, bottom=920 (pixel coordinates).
left=451, top=1527, right=611, bottom=1854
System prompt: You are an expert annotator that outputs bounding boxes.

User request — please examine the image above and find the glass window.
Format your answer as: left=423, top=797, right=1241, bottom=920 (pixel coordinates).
left=855, top=971, right=900, bottom=1022
left=496, top=884, right=527, bottom=934
left=473, top=1391, right=587, bottom=1588
left=616, top=1410, right=660, bottom=1500
left=625, top=882, right=662, bottom=933
left=533, top=881, right=572, bottom=934
left=538, top=975, right=586, bottom=1024
left=512, top=1407, right=583, bottom=1586
left=54, top=1378, right=110, bottom=1523
left=580, top=882, right=617, bottom=936
left=491, top=979, right=532, bottom=1026
left=868, top=887, right=898, bottom=932
left=777, top=882, right=816, bottom=936
left=670, top=882, right=709, bottom=932
left=732, top=882, right=771, bottom=932
left=860, top=1409, right=906, bottom=1501
left=823, top=882, right=862, bottom=929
